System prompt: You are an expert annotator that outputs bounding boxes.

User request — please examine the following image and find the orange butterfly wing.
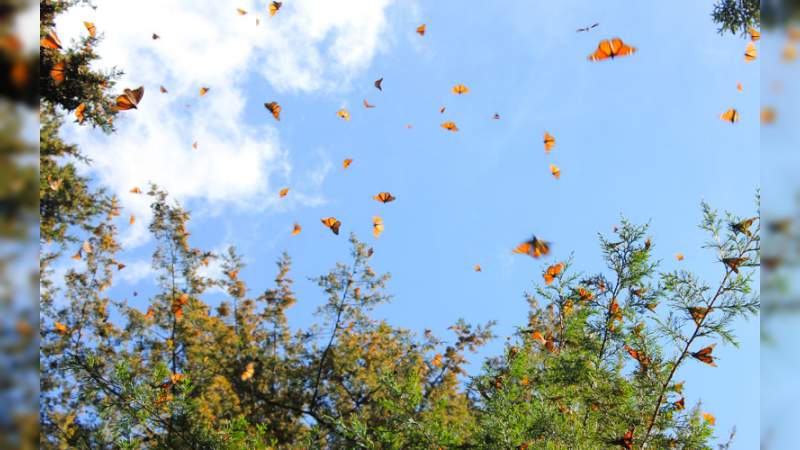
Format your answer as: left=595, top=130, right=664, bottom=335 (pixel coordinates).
left=50, top=62, right=65, bottom=85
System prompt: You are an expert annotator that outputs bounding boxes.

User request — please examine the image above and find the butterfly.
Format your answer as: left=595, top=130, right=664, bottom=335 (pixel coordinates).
left=719, top=108, right=739, bottom=123
left=550, top=164, right=561, bottom=179
left=337, top=109, right=350, bottom=120
left=543, top=132, right=555, bottom=153
left=373, top=192, right=396, bottom=203
left=236, top=8, right=247, bottom=15
left=115, top=86, right=144, bottom=110
left=702, top=412, right=716, bottom=425
left=688, top=306, right=710, bottom=326
left=761, top=107, right=776, bottom=124
left=40, top=30, right=62, bottom=49
left=543, top=262, right=564, bottom=285
left=363, top=99, right=375, bottom=108
left=576, top=22, right=599, bottom=33
left=416, top=24, right=426, bottom=36
left=84, top=21, right=96, bottom=38
left=269, top=1, right=282, bottom=17
left=474, top=264, right=482, bottom=272
left=321, top=217, right=341, bottom=235
left=608, top=430, right=634, bottom=450
left=493, top=113, right=501, bottom=120
left=452, top=84, right=469, bottom=94
left=292, top=223, right=302, bottom=235
left=192, top=142, right=198, bottom=150
left=673, top=397, right=685, bottom=410
left=199, top=87, right=210, bottom=96
left=439, top=106, right=446, bottom=114
left=513, top=236, right=550, bottom=258
left=50, top=62, right=65, bottom=85
left=588, top=38, right=636, bottom=61
left=623, top=344, right=650, bottom=368
left=441, top=121, right=459, bottom=132
left=730, top=216, right=757, bottom=236
left=130, top=187, right=142, bottom=194
left=130, top=215, right=136, bottom=225
left=241, top=362, right=255, bottom=381
left=748, top=27, right=760, bottom=41
left=279, top=187, right=289, bottom=198
left=343, top=158, right=353, bottom=169
left=264, top=102, right=281, bottom=121
left=82, top=240, right=93, bottom=254
left=744, top=42, right=757, bottom=62
left=75, top=103, right=86, bottom=124
left=54, top=322, right=69, bottom=335
left=675, top=253, right=684, bottom=261
left=144, top=306, right=154, bottom=320
left=577, top=287, right=594, bottom=302
left=690, top=344, right=717, bottom=366
left=47, top=176, right=62, bottom=191
left=783, top=43, right=798, bottom=62
left=722, top=257, right=747, bottom=273
left=152, top=33, right=161, bottom=40
left=737, top=82, right=743, bottom=92
left=372, top=216, right=384, bottom=238
left=374, top=77, right=383, bottom=90
left=160, top=85, right=168, bottom=93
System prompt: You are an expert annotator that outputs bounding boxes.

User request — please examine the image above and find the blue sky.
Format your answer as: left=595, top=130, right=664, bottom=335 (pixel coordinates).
left=57, top=0, right=760, bottom=446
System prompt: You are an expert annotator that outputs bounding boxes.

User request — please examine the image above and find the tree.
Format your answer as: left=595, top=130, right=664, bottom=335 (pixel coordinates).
left=712, top=0, right=761, bottom=36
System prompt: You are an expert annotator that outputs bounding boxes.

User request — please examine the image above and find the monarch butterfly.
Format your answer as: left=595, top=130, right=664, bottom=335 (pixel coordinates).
left=744, top=42, right=757, bottom=62
left=690, top=344, right=717, bottom=366
left=54, top=322, right=69, bottom=335
left=730, top=216, right=757, bottom=236
left=719, top=108, right=739, bottom=123
left=75, top=103, right=86, bottom=124
left=160, top=85, right=168, bottom=93
left=130, top=186, right=142, bottom=194
left=50, top=62, right=65, bottom=85
left=269, top=1, right=282, bottom=17
left=439, top=106, right=446, bottom=113
left=374, top=77, right=383, bottom=90
left=688, top=306, right=710, bottom=326
left=152, top=33, right=160, bottom=40
left=608, top=430, right=633, bottom=450
left=474, top=264, right=482, bottom=272
left=623, top=344, right=650, bottom=368
left=543, top=132, right=555, bottom=152
left=363, top=99, right=375, bottom=108
left=530, top=330, right=547, bottom=345
left=321, top=217, right=341, bottom=235
left=84, top=21, right=96, bottom=38
left=199, top=87, right=209, bottom=96
left=675, top=253, right=684, bottom=261
left=241, top=362, right=255, bottom=381
left=577, top=287, right=594, bottom=302
left=416, top=24, right=426, bottom=36
left=576, top=22, right=599, bottom=33
left=441, top=121, right=459, bottom=132
left=115, top=86, right=144, bottom=110
left=761, top=107, right=776, bottom=124
left=48, top=176, right=62, bottom=191
left=513, top=236, right=550, bottom=258
left=337, top=109, right=350, bottom=120
left=192, top=142, right=198, bottom=150
left=372, top=216, right=384, bottom=238
left=722, top=257, right=747, bottom=273
left=748, top=27, right=760, bottom=41
left=702, top=412, right=716, bottom=425
left=264, top=102, right=281, bottom=121
left=736, top=82, right=743, bottom=92
left=452, top=84, right=469, bottom=94
left=373, top=192, right=396, bottom=203
left=343, top=158, right=353, bottom=169
left=279, top=187, right=289, bottom=198
left=40, top=30, right=62, bottom=49
left=543, top=262, right=564, bottom=285
left=292, top=223, right=302, bottom=235
left=550, top=164, right=561, bottom=179
left=130, top=215, right=136, bottom=225
left=493, top=113, right=501, bottom=120
left=144, top=306, right=154, bottom=320
left=236, top=8, right=247, bottom=15
left=673, top=397, right=685, bottom=410
left=587, top=38, right=636, bottom=61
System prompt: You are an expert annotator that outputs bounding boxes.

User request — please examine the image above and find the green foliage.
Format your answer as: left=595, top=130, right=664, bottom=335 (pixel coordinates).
left=712, top=0, right=761, bottom=36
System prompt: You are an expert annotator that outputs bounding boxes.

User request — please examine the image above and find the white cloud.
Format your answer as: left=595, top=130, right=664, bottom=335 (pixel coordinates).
left=54, top=0, right=401, bottom=247
left=117, top=259, right=154, bottom=285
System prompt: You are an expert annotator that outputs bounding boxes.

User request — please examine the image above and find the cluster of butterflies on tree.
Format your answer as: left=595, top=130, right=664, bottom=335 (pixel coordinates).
left=42, top=6, right=762, bottom=448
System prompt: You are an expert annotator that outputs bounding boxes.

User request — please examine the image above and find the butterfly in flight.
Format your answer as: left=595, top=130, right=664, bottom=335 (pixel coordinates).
left=702, top=412, right=716, bottom=425
left=321, top=217, right=341, bottom=235
left=373, top=192, right=396, bottom=203
left=343, top=158, right=353, bottom=169
left=337, top=109, right=350, bottom=120
left=690, top=344, right=717, bottom=366
left=416, top=24, right=426, bottom=36
left=720, top=108, right=739, bottom=123
left=372, top=216, right=384, bottom=238
left=363, top=99, right=375, bottom=108
left=440, top=106, right=446, bottom=114
left=270, top=2, right=282, bottom=16
left=474, top=264, right=482, bottom=272
left=290, top=223, right=302, bottom=235
left=236, top=8, right=247, bottom=15
left=115, top=86, right=144, bottom=110
left=40, top=30, right=62, bottom=49
left=160, top=85, right=168, bottom=93
left=543, top=132, right=555, bottom=153
left=84, top=21, right=96, bottom=38
left=152, top=33, right=160, bottom=40
left=441, top=121, right=459, bottom=132
left=748, top=26, right=760, bottom=41
left=279, top=187, right=289, bottom=198
left=452, top=84, right=469, bottom=94
left=744, top=41, right=757, bottom=62
left=513, top=236, right=550, bottom=258
left=588, top=38, right=636, bottom=61
left=199, top=87, right=210, bottom=96
left=264, top=102, right=281, bottom=121
left=493, top=113, right=501, bottom=120
left=75, top=103, right=86, bottom=124
left=374, top=77, right=383, bottom=90
left=576, top=22, right=599, bottom=32
left=550, top=164, right=561, bottom=179
left=761, top=107, right=776, bottom=124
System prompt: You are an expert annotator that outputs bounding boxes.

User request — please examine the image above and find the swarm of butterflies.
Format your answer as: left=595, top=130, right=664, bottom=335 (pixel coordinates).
left=43, top=8, right=761, bottom=446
